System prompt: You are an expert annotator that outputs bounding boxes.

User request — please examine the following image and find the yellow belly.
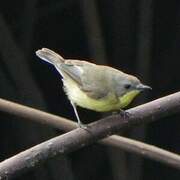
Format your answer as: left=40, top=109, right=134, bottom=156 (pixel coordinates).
left=63, top=80, right=140, bottom=112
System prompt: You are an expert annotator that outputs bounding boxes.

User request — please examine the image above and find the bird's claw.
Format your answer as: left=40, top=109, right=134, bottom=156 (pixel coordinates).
left=119, top=110, right=131, bottom=119
left=77, top=122, right=88, bottom=129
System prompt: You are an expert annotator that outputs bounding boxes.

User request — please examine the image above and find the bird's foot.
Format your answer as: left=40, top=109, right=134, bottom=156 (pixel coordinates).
left=77, top=122, right=88, bottom=129
left=119, top=109, right=131, bottom=119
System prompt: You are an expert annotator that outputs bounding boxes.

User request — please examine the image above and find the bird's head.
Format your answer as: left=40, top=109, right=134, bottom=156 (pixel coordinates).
left=113, top=72, right=151, bottom=108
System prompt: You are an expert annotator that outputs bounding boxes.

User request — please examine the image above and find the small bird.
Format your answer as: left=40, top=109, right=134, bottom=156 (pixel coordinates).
left=36, top=48, right=151, bottom=127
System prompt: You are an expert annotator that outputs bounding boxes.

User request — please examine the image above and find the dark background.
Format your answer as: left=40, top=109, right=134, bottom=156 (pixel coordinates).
left=0, top=0, right=179, bottom=179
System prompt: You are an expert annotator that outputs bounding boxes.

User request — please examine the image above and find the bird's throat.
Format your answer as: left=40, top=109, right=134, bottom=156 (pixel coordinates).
left=119, top=90, right=140, bottom=108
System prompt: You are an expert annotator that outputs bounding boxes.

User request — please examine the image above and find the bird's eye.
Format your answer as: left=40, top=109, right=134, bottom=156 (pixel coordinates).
left=124, top=84, right=131, bottom=89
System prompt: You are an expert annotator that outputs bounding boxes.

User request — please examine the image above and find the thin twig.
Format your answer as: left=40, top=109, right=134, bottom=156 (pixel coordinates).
left=0, top=98, right=76, bottom=131
left=0, top=92, right=180, bottom=179
left=129, top=0, right=153, bottom=178
left=0, top=97, right=179, bottom=168
left=101, top=135, right=180, bottom=167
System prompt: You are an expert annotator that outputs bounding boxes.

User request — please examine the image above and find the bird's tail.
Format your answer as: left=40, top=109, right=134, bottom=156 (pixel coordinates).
left=36, top=48, right=65, bottom=65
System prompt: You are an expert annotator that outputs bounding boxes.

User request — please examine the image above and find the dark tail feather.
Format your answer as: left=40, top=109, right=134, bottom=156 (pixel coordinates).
left=36, top=48, right=65, bottom=65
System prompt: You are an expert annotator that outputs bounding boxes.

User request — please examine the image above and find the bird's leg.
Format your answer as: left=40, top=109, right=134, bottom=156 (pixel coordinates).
left=70, top=101, right=87, bottom=128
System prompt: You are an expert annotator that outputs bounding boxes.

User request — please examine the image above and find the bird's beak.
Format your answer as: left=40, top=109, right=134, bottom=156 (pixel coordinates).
left=136, top=84, right=152, bottom=91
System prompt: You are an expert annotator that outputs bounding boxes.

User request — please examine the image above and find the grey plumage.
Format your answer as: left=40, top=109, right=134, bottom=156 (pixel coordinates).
left=36, top=48, right=151, bottom=127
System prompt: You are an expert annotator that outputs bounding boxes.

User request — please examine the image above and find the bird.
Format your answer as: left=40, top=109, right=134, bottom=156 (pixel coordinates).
left=36, top=48, right=151, bottom=127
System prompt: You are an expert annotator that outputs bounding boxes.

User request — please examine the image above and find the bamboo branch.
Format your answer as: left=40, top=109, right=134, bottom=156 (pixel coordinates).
left=0, top=98, right=76, bottom=131
left=0, top=92, right=180, bottom=179
left=0, top=97, right=179, bottom=168
left=101, top=135, right=180, bottom=168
